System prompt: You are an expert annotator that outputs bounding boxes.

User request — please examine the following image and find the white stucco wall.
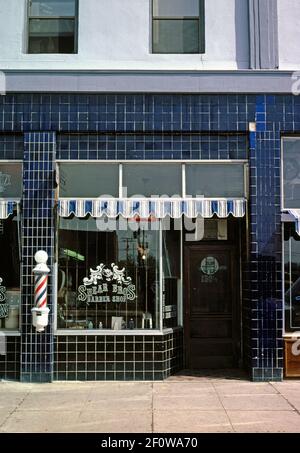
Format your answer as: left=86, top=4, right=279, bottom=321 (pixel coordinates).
left=278, top=0, right=300, bottom=70
left=0, top=0, right=250, bottom=70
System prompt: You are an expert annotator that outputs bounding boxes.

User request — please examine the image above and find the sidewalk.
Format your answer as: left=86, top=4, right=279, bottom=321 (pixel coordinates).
left=1, top=373, right=300, bottom=433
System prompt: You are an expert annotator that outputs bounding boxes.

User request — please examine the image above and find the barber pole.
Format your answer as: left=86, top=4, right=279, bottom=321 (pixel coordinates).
left=32, top=251, right=50, bottom=332
left=35, top=273, right=48, bottom=309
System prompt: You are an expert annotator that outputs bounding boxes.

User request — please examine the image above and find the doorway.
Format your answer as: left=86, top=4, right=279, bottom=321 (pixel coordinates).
left=184, top=244, right=240, bottom=369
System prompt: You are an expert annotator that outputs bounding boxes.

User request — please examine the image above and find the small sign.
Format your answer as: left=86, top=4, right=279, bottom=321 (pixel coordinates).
left=200, top=257, right=219, bottom=276
left=0, top=277, right=8, bottom=319
left=78, top=263, right=136, bottom=304
left=163, top=304, right=177, bottom=319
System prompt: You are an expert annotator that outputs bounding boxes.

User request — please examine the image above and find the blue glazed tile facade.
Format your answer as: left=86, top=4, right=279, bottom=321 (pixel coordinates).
left=1, top=93, right=300, bottom=382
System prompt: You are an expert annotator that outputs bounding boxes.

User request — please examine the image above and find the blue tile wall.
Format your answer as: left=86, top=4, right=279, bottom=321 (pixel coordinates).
left=0, top=134, right=23, bottom=159
left=0, top=93, right=299, bottom=382
left=57, top=133, right=248, bottom=160
left=20, top=132, right=56, bottom=383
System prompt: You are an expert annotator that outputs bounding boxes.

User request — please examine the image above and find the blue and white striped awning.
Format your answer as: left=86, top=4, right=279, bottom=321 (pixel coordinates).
left=0, top=200, right=17, bottom=219
left=58, top=198, right=246, bottom=219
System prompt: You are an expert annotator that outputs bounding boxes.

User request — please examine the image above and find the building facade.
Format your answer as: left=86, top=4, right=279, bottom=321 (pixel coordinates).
left=0, top=0, right=300, bottom=382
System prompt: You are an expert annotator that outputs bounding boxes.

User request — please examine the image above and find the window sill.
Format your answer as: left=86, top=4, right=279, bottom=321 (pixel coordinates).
left=55, top=327, right=181, bottom=336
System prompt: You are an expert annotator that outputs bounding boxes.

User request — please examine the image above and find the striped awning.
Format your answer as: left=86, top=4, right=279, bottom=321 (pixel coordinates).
left=282, top=209, right=300, bottom=235
left=0, top=200, right=17, bottom=219
left=58, top=198, right=246, bottom=219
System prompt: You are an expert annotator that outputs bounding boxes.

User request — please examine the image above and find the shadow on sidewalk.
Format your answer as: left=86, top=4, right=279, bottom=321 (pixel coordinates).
left=167, top=369, right=249, bottom=382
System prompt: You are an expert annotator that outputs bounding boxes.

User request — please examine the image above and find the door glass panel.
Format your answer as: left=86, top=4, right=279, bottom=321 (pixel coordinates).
left=190, top=251, right=231, bottom=314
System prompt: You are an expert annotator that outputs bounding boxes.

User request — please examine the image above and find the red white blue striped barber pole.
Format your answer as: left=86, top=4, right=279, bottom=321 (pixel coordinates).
left=33, top=250, right=50, bottom=309
left=32, top=251, right=50, bottom=332
left=34, top=274, right=48, bottom=309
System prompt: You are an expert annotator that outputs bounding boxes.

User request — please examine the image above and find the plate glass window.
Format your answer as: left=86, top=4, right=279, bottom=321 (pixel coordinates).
left=152, top=0, right=205, bottom=54
left=28, top=0, right=77, bottom=54
left=57, top=217, right=160, bottom=331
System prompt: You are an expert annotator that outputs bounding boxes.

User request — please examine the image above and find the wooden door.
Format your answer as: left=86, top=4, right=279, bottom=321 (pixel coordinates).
left=185, top=245, right=239, bottom=369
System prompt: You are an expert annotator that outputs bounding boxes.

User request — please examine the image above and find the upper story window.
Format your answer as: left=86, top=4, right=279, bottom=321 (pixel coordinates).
left=152, top=0, right=205, bottom=54
left=28, top=0, right=78, bottom=54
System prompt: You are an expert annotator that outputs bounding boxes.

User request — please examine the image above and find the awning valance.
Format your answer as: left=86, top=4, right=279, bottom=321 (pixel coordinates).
left=0, top=200, right=18, bottom=220
left=282, top=209, right=300, bottom=235
left=58, top=198, right=246, bottom=219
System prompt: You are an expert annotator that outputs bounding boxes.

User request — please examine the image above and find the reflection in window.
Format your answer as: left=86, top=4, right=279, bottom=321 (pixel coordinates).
left=186, top=164, right=245, bottom=198
left=57, top=217, right=160, bottom=330
left=284, top=224, right=300, bottom=332
left=0, top=215, right=21, bottom=330
left=28, top=0, right=77, bottom=54
left=152, top=0, right=205, bottom=54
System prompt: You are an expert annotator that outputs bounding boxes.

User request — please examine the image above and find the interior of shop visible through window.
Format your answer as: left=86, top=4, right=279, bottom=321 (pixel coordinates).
left=57, top=217, right=163, bottom=331
left=0, top=215, right=21, bottom=330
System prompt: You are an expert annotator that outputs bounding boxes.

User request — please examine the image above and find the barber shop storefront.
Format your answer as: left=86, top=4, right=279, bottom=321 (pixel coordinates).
left=55, top=160, right=247, bottom=375
left=1, top=93, right=300, bottom=383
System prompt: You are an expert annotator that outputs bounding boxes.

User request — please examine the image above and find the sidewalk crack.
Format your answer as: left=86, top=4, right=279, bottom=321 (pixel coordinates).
left=269, top=382, right=300, bottom=416
left=211, top=381, right=236, bottom=433
left=0, top=388, right=31, bottom=431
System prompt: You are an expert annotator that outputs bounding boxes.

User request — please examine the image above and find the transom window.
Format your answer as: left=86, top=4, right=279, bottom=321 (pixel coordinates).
left=58, top=162, right=247, bottom=199
left=152, top=0, right=205, bottom=54
left=28, top=0, right=78, bottom=54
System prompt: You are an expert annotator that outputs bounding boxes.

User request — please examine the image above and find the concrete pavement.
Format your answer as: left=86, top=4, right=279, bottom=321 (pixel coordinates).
left=1, top=373, right=300, bottom=433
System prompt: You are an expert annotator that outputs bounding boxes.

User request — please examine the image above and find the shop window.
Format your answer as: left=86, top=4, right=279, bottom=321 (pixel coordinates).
left=28, top=0, right=78, bottom=54
left=59, top=163, right=119, bottom=198
left=57, top=217, right=160, bottom=330
left=122, top=164, right=182, bottom=197
left=152, top=0, right=205, bottom=54
left=284, top=223, right=300, bottom=332
left=282, top=137, right=300, bottom=209
left=185, top=163, right=246, bottom=198
left=0, top=216, right=21, bottom=331
left=0, top=162, right=22, bottom=331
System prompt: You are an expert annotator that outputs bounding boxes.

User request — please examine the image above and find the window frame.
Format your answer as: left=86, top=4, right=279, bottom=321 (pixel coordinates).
left=151, top=0, right=205, bottom=54
left=27, top=0, right=79, bottom=54
left=55, top=217, right=183, bottom=335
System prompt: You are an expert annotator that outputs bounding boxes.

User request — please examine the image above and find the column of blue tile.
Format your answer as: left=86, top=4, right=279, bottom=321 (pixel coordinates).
left=248, top=95, right=283, bottom=381
left=20, top=132, right=56, bottom=383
